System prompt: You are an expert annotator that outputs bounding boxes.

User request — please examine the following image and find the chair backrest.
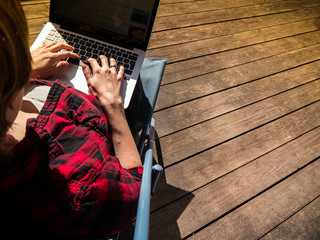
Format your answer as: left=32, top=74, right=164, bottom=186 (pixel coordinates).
left=131, top=58, right=167, bottom=240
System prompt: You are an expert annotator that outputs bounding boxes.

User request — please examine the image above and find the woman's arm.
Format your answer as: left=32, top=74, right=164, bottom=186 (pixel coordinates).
left=82, top=56, right=142, bottom=169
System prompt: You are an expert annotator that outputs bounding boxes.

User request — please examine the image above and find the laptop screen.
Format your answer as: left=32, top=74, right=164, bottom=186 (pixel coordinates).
left=50, top=0, right=159, bottom=51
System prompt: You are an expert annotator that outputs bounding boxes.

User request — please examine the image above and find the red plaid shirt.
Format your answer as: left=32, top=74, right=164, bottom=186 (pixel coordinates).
left=0, top=80, right=143, bottom=239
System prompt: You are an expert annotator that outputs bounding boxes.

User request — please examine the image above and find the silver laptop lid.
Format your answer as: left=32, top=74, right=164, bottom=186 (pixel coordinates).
left=49, top=0, right=159, bottom=51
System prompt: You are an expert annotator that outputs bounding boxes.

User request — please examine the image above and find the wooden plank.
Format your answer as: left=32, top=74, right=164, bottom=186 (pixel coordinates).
left=154, top=31, right=320, bottom=110
left=22, top=2, right=49, bottom=20
left=185, top=161, right=320, bottom=240
left=157, top=79, right=320, bottom=166
left=21, top=0, right=50, bottom=6
left=149, top=6, right=320, bottom=49
left=147, top=18, right=320, bottom=64
left=27, top=17, right=48, bottom=35
left=152, top=104, right=320, bottom=210
left=159, top=0, right=195, bottom=4
left=156, top=0, right=306, bottom=17
left=261, top=197, right=320, bottom=240
left=153, top=1, right=303, bottom=31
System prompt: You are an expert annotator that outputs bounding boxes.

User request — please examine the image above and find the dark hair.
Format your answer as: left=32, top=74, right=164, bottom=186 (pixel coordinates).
left=0, top=0, right=32, bottom=160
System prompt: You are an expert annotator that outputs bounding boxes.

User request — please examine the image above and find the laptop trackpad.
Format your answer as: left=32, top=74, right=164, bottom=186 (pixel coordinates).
left=48, top=64, right=89, bottom=94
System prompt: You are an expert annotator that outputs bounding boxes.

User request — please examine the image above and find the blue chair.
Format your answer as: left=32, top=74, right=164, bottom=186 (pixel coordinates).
left=130, top=58, right=167, bottom=240
left=134, top=58, right=167, bottom=240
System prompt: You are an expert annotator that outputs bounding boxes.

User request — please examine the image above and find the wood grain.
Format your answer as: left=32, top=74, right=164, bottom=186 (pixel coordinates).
left=157, top=79, right=320, bottom=165
left=149, top=6, right=320, bottom=49
left=261, top=197, right=320, bottom=240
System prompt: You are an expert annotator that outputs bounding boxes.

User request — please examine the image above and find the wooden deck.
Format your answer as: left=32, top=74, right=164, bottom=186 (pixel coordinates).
left=23, top=0, right=320, bottom=239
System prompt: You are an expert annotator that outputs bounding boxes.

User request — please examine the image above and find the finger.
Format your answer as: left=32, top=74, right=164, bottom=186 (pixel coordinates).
left=82, top=64, right=92, bottom=81
left=118, top=64, right=125, bottom=80
left=49, top=43, right=75, bottom=52
left=52, top=51, right=79, bottom=61
left=87, top=85, right=95, bottom=96
left=100, top=55, right=109, bottom=69
left=109, top=58, right=118, bottom=74
left=42, top=42, right=56, bottom=48
left=87, top=58, right=100, bottom=73
left=56, top=61, right=69, bottom=71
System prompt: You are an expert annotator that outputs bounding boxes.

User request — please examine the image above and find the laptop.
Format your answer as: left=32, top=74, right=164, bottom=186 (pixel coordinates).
left=30, top=0, right=160, bottom=108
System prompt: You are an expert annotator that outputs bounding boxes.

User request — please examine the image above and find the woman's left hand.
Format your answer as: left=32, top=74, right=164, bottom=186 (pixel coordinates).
left=31, top=42, right=79, bottom=79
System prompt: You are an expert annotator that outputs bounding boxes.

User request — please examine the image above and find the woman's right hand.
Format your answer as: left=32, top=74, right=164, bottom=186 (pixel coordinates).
left=82, top=56, right=142, bottom=169
left=82, top=56, right=125, bottom=113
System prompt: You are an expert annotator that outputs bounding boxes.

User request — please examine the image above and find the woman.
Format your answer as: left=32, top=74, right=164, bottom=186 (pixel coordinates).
left=0, top=0, right=142, bottom=238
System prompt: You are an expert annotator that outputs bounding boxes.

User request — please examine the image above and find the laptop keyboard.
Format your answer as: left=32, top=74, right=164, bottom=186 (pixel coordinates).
left=43, top=29, right=138, bottom=76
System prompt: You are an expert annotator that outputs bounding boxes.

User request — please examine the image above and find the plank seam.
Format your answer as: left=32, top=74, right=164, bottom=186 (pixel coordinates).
left=157, top=0, right=296, bottom=17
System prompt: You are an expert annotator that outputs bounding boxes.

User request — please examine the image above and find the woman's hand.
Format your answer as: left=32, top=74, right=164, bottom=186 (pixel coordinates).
left=82, top=56, right=142, bottom=169
left=82, top=56, right=125, bottom=112
left=31, top=42, right=79, bottom=79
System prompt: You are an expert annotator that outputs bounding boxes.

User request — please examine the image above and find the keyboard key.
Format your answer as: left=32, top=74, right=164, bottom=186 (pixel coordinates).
left=125, top=69, right=132, bottom=75
left=45, top=35, right=55, bottom=41
left=129, top=55, right=137, bottom=61
left=48, top=29, right=56, bottom=36
left=67, top=57, right=80, bottom=65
